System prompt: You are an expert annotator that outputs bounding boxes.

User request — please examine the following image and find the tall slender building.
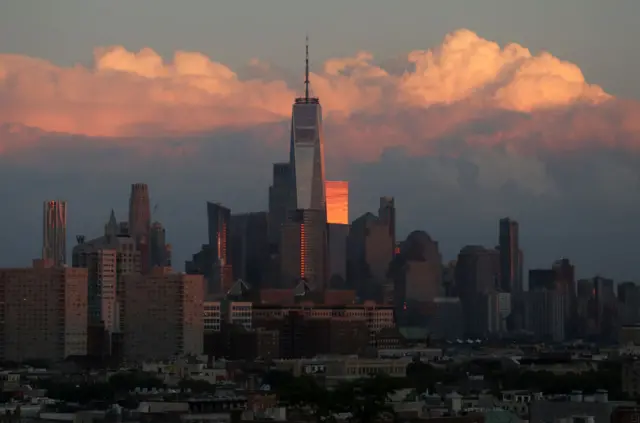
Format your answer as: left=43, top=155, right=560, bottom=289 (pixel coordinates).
left=499, top=218, right=521, bottom=293
left=128, top=183, right=151, bottom=239
left=206, top=202, right=233, bottom=294
left=268, top=162, right=292, bottom=246
left=43, top=200, right=67, bottom=265
left=378, top=196, right=396, bottom=253
left=326, top=181, right=349, bottom=286
left=289, top=38, right=327, bottom=212
left=128, top=183, right=151, bottom=272
left=281, top=37, right=329, bottom=290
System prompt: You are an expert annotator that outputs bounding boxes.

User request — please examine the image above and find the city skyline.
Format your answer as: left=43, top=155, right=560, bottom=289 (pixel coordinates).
left=1, top=4, right=640, bottom=280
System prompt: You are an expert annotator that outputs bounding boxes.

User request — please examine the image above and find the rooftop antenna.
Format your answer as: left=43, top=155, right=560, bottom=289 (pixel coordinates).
left=305, top=34, right=310, bottom=101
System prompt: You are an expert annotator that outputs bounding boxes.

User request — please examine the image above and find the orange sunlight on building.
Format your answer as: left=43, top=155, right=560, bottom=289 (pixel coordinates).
left=325, top=181, right=349, bottom=224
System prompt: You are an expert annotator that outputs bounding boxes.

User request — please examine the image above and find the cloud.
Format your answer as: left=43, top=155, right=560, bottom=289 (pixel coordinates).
left=0, top=29, right=640, bottom=280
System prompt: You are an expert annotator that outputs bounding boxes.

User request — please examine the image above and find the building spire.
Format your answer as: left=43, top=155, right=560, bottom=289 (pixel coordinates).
left=305, top=34, right=310, bottom=101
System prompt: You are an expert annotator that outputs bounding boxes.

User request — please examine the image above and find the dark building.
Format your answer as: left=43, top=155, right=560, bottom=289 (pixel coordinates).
left=378, top=196, right=396, bottom=258
left=149, top=221, right=171, bottom=268
left=230, top=212, right=269, bottom=288
left=619, top=282, right=640, bottom=325
left=529, top=269, right=556, bottom=291
left=206, top=202, right=233, bottom=294
left=390, top=231, right=443, bottom=326
left=454, top=246, right=500, bottom=297
left=498, top=218, right=521, bottom=293
left=129, top=183, right=151, bottom=273
left=280, top=209, right=328, bottom=290
left=268, top=162, right=292, bottom=247
left=347, top=212, right=394, bottom=300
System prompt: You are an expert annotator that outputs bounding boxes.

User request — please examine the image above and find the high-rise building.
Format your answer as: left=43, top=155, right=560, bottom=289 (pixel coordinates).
left=325, top=181, right=349, bottom=287
left=280, top=39, right=329, bottom=290
left=289, top=41, right=327, bottom=212
left=206, top=202, right=233, bottom=294
left=230, top=211, right=269, bottom=286
left=268, top=162, right=292, bottom=246
left=150, top=221, right=171, bottom=268
left=378, top=196, right=396, bottom=253
left=128, top=183, right=151, bottom=272
left=325, top=181, right=349, bottom=225
left=0, top=259, right=88, bottom=362
left=43, top=200, right=67, bottom=265
left=499, top=218, right=521, bottom=293
left=348, top=213, right=394, bottom=298
left=122, top=268, right=204, bottom=360
left=73, top=211, right=142, bottom=336
left=280, top=209, right=327, bottom=289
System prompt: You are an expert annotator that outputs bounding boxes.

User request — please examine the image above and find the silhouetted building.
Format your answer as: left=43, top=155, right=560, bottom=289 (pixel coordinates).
left=128, top=183, right=151, bottom=273
left=150, top=221, right=171, bottom=268
left=229, top=212, right=269, bottom=287
left=325, top=181, right=349, bottom=287
left=43, top=200, right=67, bottom=265
left=499, top=218, right=521, bottom=293
left=454, top=246, right=500, bottom=297
left=378, top=196, right=396, bottom=257
left=390, top=231, right=443, bottom=326
left=268, top=162, right=292, bottom=247
left=348, top=213, right=394, bottom=300
left=525, top=290, right=566, bottom=342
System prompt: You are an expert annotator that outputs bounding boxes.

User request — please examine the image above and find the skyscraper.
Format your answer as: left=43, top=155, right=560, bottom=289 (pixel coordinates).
left=43, top=200, right=67, bottom=265
left=326, top=181, right=349, bottom=286
left=268, top=162, right=292, bottom=246
left=289, top=39, right=327, bottom=212
left=499, top=217, right=521, bottom=293
left=128, top=183, right=151, bottom=240
left=378, top=196, right=396, bottom=251
left=326, top=181, right=349, bottom=225
left=280, top=38, right=329, bottom=289
left=128, top=183, right=151, bottom=272
left=206, top=202, right=233, bottom=294
left=150, top=221, right=171, bottom=268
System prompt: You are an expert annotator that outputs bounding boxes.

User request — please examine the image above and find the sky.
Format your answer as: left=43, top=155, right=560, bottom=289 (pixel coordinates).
left=1, top=1, right=639, bottom=281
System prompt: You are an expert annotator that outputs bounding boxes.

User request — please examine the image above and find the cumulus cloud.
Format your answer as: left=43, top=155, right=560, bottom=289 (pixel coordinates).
left=0, top=29, right=624, bottom=149
left=1, top=29, right=640, bottom=279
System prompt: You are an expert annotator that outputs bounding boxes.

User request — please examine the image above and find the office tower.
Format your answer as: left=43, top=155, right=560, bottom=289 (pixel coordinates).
left=280, top=209, right=327, bottom=289
left=268, top=162, right=292, bottom=246
left=230, top=212, right=269, bottom=286
left=128, top=183, right=151, bottom=272
left=150, top=221, right=171, bottom=268
left=378, top=196, right=396, bottom=253
left=325, top=181, right=349, bottom=286
left=280, top=38, right=329, bottom=289
left=42, top=200, right=67, bottom=265
left=348, top=213, right=394, bottom=299
left=0, top=259, right=88, bottom=362
left=73, top=211, right=142, bottom=337
left=499, top=218, right=521, bottom=293
left=390, top=231, right=443, bottom=306
left=122, top=268, right=204, bottom=360
left=524, top=290, right=566, bottom=342
left=289, top=40, right=327, bottom=212
left=454, top=246, right=500, bottom=297
left=206, top=202, right=233, bottom=294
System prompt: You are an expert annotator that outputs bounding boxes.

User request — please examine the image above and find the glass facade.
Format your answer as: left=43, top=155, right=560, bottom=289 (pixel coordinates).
left=289, top=102, right=327, bottom=211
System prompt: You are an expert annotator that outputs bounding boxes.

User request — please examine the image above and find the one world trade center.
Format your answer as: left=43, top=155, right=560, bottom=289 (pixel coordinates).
left=280, top=38, right=329, bottom=290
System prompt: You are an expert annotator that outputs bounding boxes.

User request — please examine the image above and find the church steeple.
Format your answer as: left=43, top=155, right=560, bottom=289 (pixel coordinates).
left=105, top=209, right=118, bottom=237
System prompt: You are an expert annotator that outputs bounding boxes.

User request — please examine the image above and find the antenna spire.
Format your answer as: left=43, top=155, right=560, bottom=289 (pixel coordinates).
left=305, top=35, right=310, bottom=101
